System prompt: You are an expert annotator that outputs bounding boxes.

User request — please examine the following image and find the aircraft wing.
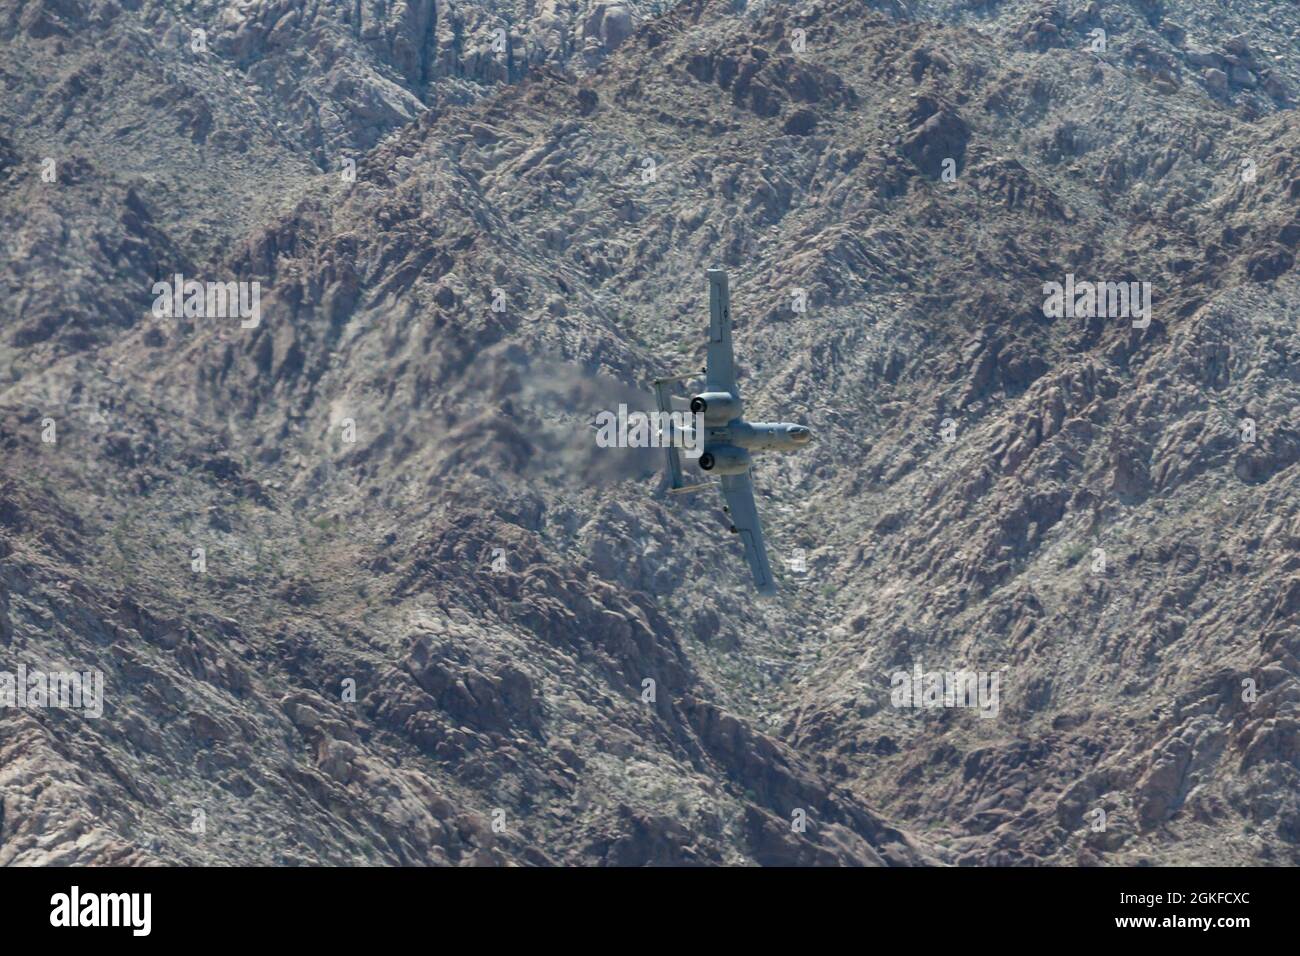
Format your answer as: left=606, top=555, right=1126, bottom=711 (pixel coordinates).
left=720, top=471, right=776, bottom=595
left=705, top=268, right=739, bottom=397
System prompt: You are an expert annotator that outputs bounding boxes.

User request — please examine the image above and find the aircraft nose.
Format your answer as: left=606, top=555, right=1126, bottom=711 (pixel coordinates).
left=791, top=426, right=812, bottom=444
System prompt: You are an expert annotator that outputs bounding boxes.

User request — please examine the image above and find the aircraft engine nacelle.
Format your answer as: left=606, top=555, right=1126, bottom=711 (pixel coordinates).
left=689, top=391, right=742, bottom=425
left=697, top=445, right=750, bottom=476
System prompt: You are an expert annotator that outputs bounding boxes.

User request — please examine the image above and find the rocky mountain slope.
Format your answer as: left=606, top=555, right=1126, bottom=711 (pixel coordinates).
left=2, top=0, right=1299, bottom=865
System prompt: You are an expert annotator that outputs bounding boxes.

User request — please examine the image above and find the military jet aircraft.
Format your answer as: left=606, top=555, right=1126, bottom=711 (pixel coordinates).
left=653, top=269, right=813, bottom=595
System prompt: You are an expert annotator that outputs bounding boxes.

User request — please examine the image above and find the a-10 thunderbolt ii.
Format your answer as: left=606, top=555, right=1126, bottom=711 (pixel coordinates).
left=653, top=269, right=813, bottom=595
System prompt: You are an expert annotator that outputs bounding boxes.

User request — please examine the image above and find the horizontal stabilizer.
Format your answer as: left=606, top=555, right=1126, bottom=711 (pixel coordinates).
left=653, top=377, right=686, bottom=490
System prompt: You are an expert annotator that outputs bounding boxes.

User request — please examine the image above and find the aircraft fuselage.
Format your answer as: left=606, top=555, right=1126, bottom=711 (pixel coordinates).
left=696, top=405, right=812, bottom=477
left=705, top=419, right=812, bottom=454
